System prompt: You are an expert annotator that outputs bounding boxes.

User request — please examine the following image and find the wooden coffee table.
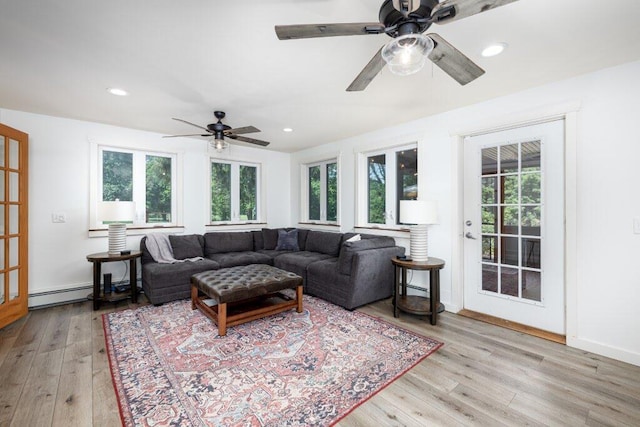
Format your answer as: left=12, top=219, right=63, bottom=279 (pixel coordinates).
left=191, top=264, right=303, bottom=336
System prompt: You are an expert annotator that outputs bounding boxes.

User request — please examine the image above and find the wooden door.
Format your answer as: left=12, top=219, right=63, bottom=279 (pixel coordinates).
left=0, top=123, right=28, bottom=330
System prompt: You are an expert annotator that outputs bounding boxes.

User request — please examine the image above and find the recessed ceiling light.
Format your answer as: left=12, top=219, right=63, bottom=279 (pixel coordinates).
left=107, top=87, right=129, bottom=96
left=481, top=42, right=508, bottom=57
left=283, top=128, right=293, bottom=133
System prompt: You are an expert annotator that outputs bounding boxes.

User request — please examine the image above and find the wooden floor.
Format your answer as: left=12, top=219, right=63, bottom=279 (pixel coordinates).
left=1, top=297, right=639, bottom=427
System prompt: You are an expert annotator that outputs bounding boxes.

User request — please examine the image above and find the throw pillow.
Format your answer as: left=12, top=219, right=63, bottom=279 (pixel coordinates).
left=345, top=234, right=361, bottom=243
left=169, top=234, right=203, bottom=259
left=275, top=229, right=300, bottom=251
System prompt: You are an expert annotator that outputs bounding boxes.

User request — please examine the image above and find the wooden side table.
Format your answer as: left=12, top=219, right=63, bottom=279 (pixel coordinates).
left=392, top=257, right=445, bottom=325
left=86, top=251, right=142, bottom=310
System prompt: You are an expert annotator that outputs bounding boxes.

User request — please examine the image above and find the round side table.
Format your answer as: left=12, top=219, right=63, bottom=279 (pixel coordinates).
left=391, top=257, right=445, bottom=325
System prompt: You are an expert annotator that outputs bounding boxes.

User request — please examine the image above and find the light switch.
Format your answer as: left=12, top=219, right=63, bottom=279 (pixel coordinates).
left=52, top=212, right=67, bottom=223
left=634, top=217, right=640, bottom=234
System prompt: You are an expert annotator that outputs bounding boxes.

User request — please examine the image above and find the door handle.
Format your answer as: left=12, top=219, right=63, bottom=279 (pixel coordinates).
left=465, top=232, right=477, bottom=240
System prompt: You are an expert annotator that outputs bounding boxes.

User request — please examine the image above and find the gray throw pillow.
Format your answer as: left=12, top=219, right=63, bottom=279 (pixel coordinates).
left=169, top=234, right=203, bottom=259
left=275, top=229, right=299, bottom=251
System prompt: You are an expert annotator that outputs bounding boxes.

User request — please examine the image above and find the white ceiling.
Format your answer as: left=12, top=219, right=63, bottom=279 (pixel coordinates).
left=1, top=0, right=639, bottom=152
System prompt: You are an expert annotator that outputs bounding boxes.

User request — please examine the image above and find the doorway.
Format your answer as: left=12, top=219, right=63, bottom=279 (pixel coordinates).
left=462, top=120, right=565, bottom=335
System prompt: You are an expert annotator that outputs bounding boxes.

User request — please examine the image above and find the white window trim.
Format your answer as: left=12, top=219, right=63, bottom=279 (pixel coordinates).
left=355, top=142, right=418, bottom=230
left=300, top=156, right=340, bottom=225
left=208, top=156, right=263, bottom=225
left=88, top=141, right=183, bottom=234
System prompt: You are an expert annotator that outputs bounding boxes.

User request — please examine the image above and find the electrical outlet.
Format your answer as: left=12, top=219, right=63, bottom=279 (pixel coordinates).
left=634, top=217, right=640, bottom=234
left=52, top=212, right=67, bottom=223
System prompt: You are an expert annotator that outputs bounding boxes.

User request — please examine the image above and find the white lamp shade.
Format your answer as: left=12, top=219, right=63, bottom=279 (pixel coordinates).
left=99, top=201, right=136, bottom=224
left=400, top=200, right=438, bottom=225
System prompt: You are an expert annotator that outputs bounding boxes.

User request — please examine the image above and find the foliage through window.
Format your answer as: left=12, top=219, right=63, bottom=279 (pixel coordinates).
left=303, top=159, right=338, bottom=223
left=360, top=145, right=417, bottom=227
left=100, top=147, right=177, bottom=226
left=210, top=159, right=260, bottom=223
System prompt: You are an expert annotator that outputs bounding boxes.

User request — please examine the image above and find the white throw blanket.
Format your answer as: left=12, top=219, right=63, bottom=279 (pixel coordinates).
left=144, top=233, right=203, bottom=264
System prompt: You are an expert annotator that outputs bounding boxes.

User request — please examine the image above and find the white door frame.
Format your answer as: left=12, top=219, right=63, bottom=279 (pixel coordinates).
left=449, top=105, right=578, bottom=343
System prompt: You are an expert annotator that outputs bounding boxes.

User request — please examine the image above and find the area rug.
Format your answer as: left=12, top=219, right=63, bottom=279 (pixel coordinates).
left=103, top=295, right=442, bottom=426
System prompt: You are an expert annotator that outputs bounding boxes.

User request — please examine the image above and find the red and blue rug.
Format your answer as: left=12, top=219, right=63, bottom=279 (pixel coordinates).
left=104, top=295, right=442, bottom=426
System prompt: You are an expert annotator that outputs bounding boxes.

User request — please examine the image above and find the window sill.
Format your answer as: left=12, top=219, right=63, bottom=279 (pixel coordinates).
left=354, top=226, right=411, bottom=239
left=89, top=225, right=185, bottom=238
left=297, top=222, right=341, bottom=232
left=205, top=222, right=267, bottom=232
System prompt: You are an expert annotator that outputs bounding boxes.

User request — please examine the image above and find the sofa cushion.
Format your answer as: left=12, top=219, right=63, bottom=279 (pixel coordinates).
left=304, top=230, right=343, bottom=256
left=276, top=229, right=299, bottom=251
left=207, top=251, right=273, bottom=268
left=204, top=232, right=253, bottom=255
left=169, top=234, right=204, bottom=259
left=296, top=228, right=309, bottom=251
left=273, top=251, right=334, bottom=285
left=262, top=228, right=279, bottom=250
left=141, top=258, right=220, bottom=305
left=338, top=236, right=396, bottom=275
left=252, top=231, right=264, bottom=250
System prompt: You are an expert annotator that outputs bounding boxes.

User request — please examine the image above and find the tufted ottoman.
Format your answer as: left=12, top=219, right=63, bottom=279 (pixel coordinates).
left=191, top=264, right=303, bottom=336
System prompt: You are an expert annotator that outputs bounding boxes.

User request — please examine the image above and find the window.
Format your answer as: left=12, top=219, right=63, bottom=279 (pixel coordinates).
left=358, top=144, right=417, bottom=227
left=302, top=159, right=339, bottom=223
left=210, top=159, right=261, bottom=223
left=98, top=146, right=178, bottom=227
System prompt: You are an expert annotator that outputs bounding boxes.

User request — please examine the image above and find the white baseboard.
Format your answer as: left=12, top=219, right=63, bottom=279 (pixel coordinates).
left=28, top=283, right=93, bottom=308
left=567, top=336, right=640, bottom=367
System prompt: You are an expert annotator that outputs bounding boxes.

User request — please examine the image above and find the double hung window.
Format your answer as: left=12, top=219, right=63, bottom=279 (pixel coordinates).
left=96, top=146, right=178, bottom=227
left=358, top=144, right=418, bottom=228
left=302, top=159, right=338, bottom=223
left=210, top=159, right=261, bottom=223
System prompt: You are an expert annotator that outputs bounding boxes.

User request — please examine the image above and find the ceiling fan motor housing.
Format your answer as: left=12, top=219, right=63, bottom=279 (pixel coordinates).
left=380, top=0, right=438, bottom=37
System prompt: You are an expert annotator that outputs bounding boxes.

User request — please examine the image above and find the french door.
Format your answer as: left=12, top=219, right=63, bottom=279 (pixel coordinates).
left=0, top=124, right=29, bottom=330
left=463, top=120, right=565, bottom=334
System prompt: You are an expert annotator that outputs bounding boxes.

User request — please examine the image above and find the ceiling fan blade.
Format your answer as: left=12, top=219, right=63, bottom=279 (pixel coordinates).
left=227, top=134, right=270, bottom=147
left=427, top=33, right=485, bottom=85
left=392, top=0, right=421, bottom=16
left=346, top=46, right=386, bottom=92
left=432, top=0, right=519, bottom=24
left=162, top=133, right=210, bottom=138
left=275, top=23, right=385, bottom=40
left=171, top=118, right=209, bottom=132
left=225, top=125, right=260, bottom=135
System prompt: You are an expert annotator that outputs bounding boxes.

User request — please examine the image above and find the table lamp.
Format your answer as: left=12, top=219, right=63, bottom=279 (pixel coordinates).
left=99, top=200, right=136, bottom=255
left=400, top=200, right=438, bottom=262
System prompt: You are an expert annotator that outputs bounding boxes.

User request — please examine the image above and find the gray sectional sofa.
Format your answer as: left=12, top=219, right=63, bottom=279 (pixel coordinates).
left=140, top=228, right=404, bottom=310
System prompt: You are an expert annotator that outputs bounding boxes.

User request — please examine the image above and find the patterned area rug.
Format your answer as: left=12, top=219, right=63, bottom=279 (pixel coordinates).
left=104, top=295, right=442, bottom=426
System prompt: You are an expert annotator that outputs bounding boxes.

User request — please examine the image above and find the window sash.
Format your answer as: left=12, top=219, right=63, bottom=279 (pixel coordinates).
left=98, top=146, right=178, bottom=227
left=358, top=144, right=417, bottom=228
left=302, top=159, right=338, bottom=224
left=210, top=159, right=261, bottom=224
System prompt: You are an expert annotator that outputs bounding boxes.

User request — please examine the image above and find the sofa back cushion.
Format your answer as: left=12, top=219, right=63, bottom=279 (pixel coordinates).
left=204, top=232, right=254, bottom=255
left=305, top=230, right=343, bottom=257
left=337, top=236, right=397, bottom=275
left=252, top=231, right=264, bottom=250
left=296, top=228, right=309, bottom=251
left=169, top=234, right=204, bottom=259
left=261, top=228, right=279, bottom=250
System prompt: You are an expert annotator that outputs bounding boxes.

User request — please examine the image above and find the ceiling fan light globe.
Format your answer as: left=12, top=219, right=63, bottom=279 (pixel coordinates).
left=382, top=33, right=434, bottom=76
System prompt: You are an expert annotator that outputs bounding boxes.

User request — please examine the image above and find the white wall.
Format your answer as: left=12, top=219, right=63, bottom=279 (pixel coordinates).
left=290, top=60, right=640, bottom=366
left=0, top=109, right=291, bottom=307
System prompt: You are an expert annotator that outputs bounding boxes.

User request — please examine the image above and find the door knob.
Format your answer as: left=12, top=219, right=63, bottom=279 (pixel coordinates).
left=465, top=232, right=477, bottom=240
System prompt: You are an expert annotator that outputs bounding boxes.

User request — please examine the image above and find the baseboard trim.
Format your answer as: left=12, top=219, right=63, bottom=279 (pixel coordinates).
left=458, top=309, right=566, bottom=344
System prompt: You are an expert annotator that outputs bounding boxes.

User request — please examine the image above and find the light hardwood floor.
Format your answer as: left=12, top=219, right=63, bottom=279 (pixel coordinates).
left=1, top=297, right=639, bottom=426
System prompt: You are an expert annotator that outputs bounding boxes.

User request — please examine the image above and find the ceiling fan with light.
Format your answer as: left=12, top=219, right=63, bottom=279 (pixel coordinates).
left=275, top=0, right=519, bottom=91
left=163, top=111, right=270, bottom=150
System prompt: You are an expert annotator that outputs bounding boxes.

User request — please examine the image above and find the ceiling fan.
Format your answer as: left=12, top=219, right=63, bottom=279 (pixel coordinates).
left=164, top=110, right=270, bottom=150
left=275, top=0, right=519, bottom=91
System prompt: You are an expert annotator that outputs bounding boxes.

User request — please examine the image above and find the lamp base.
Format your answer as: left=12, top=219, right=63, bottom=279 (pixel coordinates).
left=108, top=223, right=127, bottom=255
left=409, top=224, right=429, bottom=262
